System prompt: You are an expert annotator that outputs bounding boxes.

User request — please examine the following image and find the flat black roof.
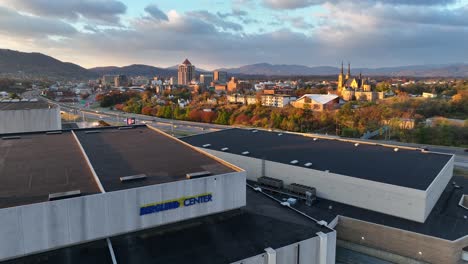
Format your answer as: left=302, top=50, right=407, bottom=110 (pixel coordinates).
left=182, top=128, right=452, bottom=190
left=75, top=126, right=236, bottom=192
left=0, top=100, right=56, bottom=110
left=3, top=240, right=112, bottom=264
left=0, top=132, right=100, bottom=209
left=110, top=186, right=332, bottom=264
left=253, top=175, right=468, bottom=241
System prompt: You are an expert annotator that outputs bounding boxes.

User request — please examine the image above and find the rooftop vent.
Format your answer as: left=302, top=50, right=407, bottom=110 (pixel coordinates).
left=304, top=162, right=313, bottom=167
left=354, top=143, right=359, bottom=147
left=317, top=220, right=328, bottom=226
left=242, top=151, right=250, bottom=155
left=313, top=138, right=318, bottom=141
left=118, top=126, right=133, bottom=130
left=49, top=190, right=81, bottom=201
left=46, top=131, right=62, bottom=135
left=221, top=147, right=229, bottom=151
left=394, top=148, right=399, bottom=152
left=85, top=130, right=101, bottom=134
left=186, top=171, right=212, bottom=179
left=290, top=160, right=299, bottom=164
left=2, top=136, right=21, bottom=140
left=120, top=174, right=147, bottom=182
left=252, top=129, right=258, bottom=133
left=202, top=144, right=211, bottom=148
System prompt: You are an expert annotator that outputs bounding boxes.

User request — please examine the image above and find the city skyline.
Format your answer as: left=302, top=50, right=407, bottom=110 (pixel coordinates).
left=1, top=0, right=468, bottom=69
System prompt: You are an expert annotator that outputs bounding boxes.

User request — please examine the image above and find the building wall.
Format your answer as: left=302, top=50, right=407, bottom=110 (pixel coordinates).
left=200, top=149, right=434, bottom=223
left=0, top=107, right=61, bottom=134
left=336, top=217, right=468, bottom=264
left=0, top=171, right=246, bottom=261
left=231, top=231, right=337, bottom=264
left=424, top=155, right=454, bottom=219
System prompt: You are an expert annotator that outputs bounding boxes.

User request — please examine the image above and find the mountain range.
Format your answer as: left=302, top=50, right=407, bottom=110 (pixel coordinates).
left=1, top=49, right=467, bottom=79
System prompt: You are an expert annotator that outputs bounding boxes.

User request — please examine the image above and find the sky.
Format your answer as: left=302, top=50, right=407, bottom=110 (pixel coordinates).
left=0, top=0, right=467, bottom=70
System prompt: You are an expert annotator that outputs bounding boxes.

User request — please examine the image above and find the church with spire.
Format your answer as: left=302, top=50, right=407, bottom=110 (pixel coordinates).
left=337, top=62, right=383, bottom=101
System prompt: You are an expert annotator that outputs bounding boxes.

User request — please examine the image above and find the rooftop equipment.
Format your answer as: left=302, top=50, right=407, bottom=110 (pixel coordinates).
left=258, top=176, right=284, bottom=189
left=48, top=190, right=81, bottom=201
left=85, top=131, right=101, bottom=134
left=120, top=174, right=147, bottom=182
left=2, top=136, right=21, bottom=140
left=186, top=171, right=212, bottom=179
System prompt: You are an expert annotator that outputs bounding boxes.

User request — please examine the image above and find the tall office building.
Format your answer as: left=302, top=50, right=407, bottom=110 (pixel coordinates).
left=199, top=74, right=213, bottom=85
left=178, top=59, right=195, bottom=85
left=213, top=70, right=228, bottom=83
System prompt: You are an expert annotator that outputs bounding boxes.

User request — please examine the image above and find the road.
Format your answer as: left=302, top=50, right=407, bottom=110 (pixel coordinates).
left=57, top=101, right=227, bottom=137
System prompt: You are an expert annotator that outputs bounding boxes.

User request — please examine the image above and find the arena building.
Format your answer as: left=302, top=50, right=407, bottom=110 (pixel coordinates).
left=182, top=128, right=468, bottom=264
left=0, top=125, right=336, bottom=264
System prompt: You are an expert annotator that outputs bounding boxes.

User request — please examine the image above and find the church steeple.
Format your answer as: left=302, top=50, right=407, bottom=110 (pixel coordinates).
left=338, top=61, right=344, bottom=91
left=346, top=62, right=350, bottom=80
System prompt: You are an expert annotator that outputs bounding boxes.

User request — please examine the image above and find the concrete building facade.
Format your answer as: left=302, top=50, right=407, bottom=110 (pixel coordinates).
left=261, top=94, right=297, bottom=108
left=0, top=100, right=61, bottom=134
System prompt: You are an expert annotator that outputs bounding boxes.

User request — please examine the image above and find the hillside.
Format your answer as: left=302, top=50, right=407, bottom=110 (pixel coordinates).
left=0, top=49, right=95, bottom=79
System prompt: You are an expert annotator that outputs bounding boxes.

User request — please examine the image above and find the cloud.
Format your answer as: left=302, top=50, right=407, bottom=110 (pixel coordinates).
left=262, top=0, right=457, bottom=10
left=4, top=0, right=127, bottom=24
left=1, top=0, right=467, bottom=69
left=186, top=10, right=244, bottom=31
left=0, top=6, right=77, bottom=37
left=144, top=4, right=168, bottom=21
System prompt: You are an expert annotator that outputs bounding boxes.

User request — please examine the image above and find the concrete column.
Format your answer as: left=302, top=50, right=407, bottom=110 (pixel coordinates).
left=317, top=232, right=328, bottom=264
left=264, top=247, right=276, bottom=264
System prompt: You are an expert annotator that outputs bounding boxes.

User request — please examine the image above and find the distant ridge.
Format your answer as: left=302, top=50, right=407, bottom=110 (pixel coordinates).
left=0, top=49, right=467, bottom=79
left=217, top=62, right=468, bottom=77
left=0, top=49, right=94, bottom=79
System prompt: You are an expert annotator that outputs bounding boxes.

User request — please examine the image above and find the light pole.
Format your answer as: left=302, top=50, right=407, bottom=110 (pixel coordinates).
left=171, top=102, right=175, bottom=136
